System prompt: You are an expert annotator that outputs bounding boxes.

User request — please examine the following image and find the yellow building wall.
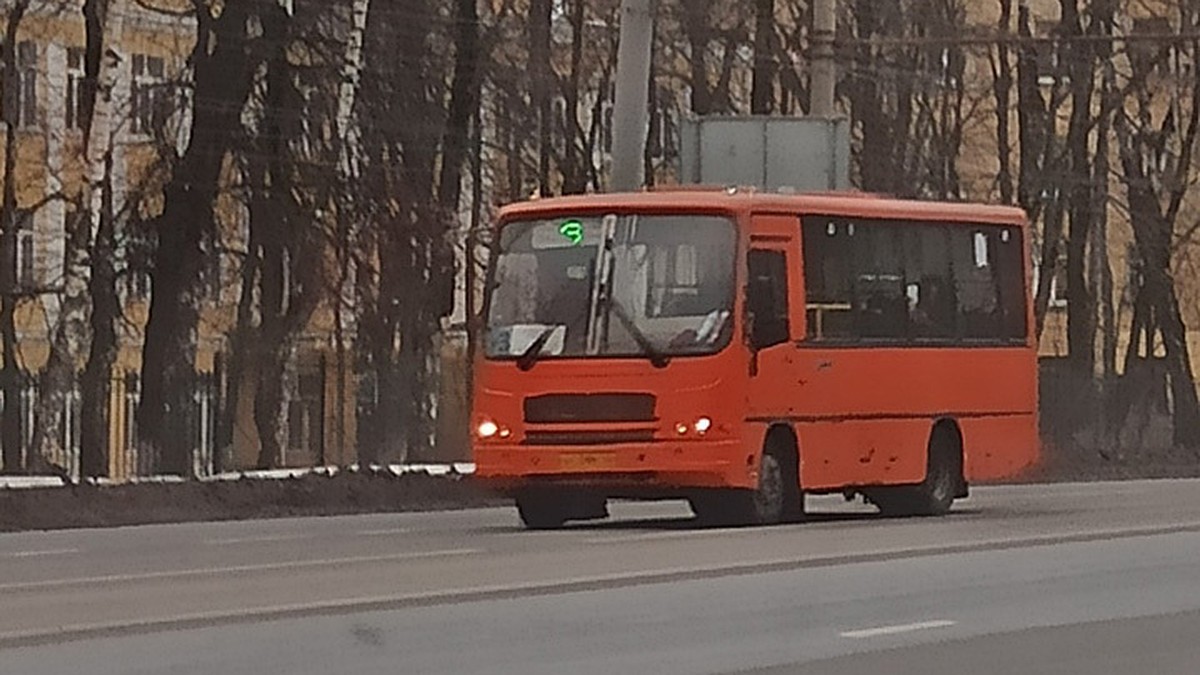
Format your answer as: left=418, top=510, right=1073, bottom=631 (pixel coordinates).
left=2, top=6, right=358, bottom=476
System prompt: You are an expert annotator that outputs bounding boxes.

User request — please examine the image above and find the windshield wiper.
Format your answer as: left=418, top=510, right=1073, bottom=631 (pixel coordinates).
left=609, top=299, right=670, bottom=369
left=516, top=326, right=559, bottom=371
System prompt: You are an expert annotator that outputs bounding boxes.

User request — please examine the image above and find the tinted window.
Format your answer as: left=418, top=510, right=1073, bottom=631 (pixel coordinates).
left=902, top=225, right=956, bottom=339
left=748, top=250, right=790, bottom=349
left=802, top=216, right=1027, bottom=345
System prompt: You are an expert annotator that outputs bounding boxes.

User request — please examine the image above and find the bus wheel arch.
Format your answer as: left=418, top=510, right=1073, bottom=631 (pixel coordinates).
left=763, top=424, right=804, bottom=521
left=871, top=418, right=963, bottom=517
left=689, top=422, right=803, bottom=526
left=930, top=417, right=967, bottom=500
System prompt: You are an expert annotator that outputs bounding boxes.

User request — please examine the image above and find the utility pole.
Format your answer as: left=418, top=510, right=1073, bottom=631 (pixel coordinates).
left=610, top=0, right=654, bottom=192
left=810, top=0, right=836, bottom=117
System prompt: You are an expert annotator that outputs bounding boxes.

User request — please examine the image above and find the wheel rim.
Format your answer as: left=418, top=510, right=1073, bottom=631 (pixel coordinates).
left=928, top=451, right=954, bottom=506
left=754, top=455, right=785, bottom=523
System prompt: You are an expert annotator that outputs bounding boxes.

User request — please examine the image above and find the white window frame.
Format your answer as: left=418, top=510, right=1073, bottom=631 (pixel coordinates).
left=16, top=227, right=35, bottom=288
left=66, top=47, right=86, bottom=131
left=130, top=53, right=166, bottom=138
left=9, top=41, right=39, bottom=129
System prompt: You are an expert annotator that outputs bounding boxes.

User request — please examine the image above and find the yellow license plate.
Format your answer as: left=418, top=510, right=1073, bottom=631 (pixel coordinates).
left=560, top=452, right=617, bottom=471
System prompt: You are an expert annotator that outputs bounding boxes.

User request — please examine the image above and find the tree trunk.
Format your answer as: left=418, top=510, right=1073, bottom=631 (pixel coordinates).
left=79, top=155, right=118, bottom=479
left=1061, top=0, right=1094, bottom=377
left=681, top=0, right=713, bottom=115
left=1015, top=2, right=1050, bottom=212
left=0, top=1, right=32, bottom=474
left=993, top=0, right=1014, bottom=204
left=751, top=0, right=776, bottom=115
left=76, top=0, right=127, bottom=477
left=248, top=3, right=328, bottom=470
left=529, top=0, right=553, bottom=195
left=1093, top=59, right=1118, bottom=381
left=1156, top=275, right=1200, bottom=446
left=1033, top=197, right=1065, bottom=338
left=215, top=214, right=258, bottom=472
left=139, top=3, right=258, bottom=476
left=561, top=0, right=588, bottom=194
left=439, top=0, right=481, bottom=210
left=1116, top=110, right=1200, bottom=448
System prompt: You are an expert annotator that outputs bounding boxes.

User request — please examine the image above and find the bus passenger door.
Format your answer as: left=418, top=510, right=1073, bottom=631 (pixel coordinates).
left=745, top=220, right=804, bottom=422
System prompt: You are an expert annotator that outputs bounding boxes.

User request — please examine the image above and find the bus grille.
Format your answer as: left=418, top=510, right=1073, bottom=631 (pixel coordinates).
left=524, top=393, right=657, bottom=424
left=523, top=429, right=656, bottom=446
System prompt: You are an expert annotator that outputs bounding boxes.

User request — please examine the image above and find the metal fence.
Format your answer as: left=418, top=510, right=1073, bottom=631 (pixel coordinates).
left=0, top=372, right=216, bottom=482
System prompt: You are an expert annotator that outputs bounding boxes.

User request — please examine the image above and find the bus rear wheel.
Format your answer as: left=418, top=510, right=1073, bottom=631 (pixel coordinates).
left=872, top=426, right=962, bottom=517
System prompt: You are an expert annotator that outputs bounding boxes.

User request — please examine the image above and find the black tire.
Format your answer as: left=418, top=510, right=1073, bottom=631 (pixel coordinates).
left=874, top=427, right=961, bottom=517
left=690, top=450, right=797, bottom=526
left=516, top=492, right=569, bottom=530
left=751, top=452, right=788, bottom=524
left=516, top=491, right=608, bottom=530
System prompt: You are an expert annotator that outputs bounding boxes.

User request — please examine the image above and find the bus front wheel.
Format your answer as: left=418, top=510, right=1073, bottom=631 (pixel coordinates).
left=690, top=450, right=798, bottom=526
left=516, top=490, right=608, bottom=530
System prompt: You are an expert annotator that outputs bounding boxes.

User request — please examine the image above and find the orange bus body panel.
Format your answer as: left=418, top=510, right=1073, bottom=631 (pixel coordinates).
left=473, top=191, right=1038, bottom=496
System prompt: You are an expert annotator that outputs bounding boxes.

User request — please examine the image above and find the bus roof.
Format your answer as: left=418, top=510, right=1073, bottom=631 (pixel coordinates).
left=497, top=189, right=1027, bottom=227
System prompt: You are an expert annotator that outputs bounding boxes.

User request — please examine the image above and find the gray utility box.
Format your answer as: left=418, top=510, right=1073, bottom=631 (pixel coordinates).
left=679, top=116, right=851, bottom=192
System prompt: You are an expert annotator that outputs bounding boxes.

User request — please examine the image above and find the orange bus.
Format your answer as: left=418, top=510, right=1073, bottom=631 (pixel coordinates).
left=473, top=189, right=1038, bottom=529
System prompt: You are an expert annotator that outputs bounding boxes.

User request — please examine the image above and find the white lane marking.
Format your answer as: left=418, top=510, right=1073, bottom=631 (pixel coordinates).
left=205, top=534, right=310, bottom=546
left=0, top=549, right=481, bottom=593
left=0, top=548, right=81, bottom=559
left=357, top=528, right=414, bottom=537
left=841, top=620, right=957, bottom=639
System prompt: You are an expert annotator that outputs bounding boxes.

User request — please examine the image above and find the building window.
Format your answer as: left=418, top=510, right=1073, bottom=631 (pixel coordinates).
left=937, top=47, right=965, bottom=89
left=1031, top=253, right=1068, bottom=310
left=16, top=226, right=34, bottom=288
left=647, top=89, right=677, bottom=160
left=127, top=270, right=150, bottom=299
left=1130, top=17, right=1173, bottom=76
left=130, top=53, right=166, bottom=137
left=1048, top=261, right=1068, bottom=309
left=4, top=41, right=39, bottom=128
left=288, top=369, right=325, bottom=464
left=66, top=47, right=85, bottom=131
left=1034, top=21, right=1062, bottom=87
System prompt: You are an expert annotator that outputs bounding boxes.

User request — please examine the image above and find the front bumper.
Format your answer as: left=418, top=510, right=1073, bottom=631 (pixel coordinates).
left=473, top=439, right=753, bottom=493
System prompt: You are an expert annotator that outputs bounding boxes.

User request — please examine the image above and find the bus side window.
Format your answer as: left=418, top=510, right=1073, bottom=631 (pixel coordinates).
left=748, top=250, right=790, bottom=349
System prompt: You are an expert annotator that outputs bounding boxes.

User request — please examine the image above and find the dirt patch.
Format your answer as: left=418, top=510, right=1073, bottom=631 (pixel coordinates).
left=983, top=440, right=1200, bottom=485
left=0, top=471, right=506, bottom=533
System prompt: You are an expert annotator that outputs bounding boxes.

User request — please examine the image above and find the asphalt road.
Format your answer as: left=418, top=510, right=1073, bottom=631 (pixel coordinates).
left=2, top=479, right=1200, bottom=674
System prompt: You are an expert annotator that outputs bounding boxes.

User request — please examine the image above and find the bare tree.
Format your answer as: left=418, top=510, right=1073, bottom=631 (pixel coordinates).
left=846, top=0, right=970, bottom=199
left=751, top=0, right=776, bottom=115
left=139, top=1, right=262, bottom=475
left=77, top=0, right=131, bottom=479
left=0, top=0, right=33, bottom=474
left=1114, top=3, right=1200, bottom=448
left=354, top=0, right=455, bottom=464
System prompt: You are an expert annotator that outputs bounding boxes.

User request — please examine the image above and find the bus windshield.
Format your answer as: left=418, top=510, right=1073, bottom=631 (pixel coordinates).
left=485, top=213, right=737, bottom=363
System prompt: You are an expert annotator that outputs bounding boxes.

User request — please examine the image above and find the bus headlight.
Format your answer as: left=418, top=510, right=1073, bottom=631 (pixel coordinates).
left=477, top=420, right=500, bottom=439
left=694, top=417, right=713, bottom=434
